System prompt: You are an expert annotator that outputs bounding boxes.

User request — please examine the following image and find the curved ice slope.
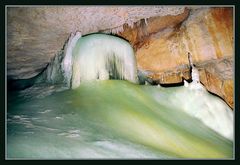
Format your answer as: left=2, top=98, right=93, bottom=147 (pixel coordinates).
left=8, top=80, right=233, bottom=159
left=153, top=82, right=233, bottom=141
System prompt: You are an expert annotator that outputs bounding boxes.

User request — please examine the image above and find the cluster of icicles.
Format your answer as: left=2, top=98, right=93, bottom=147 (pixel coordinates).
left=44, top=32, right=138, bottom=89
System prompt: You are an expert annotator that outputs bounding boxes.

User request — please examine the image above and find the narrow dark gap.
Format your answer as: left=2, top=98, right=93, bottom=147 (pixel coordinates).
left=149, top=77, right=192, bottom=87
left=106, top=53, right=123, bottom=80
left=83, top=32, right=131, bottom=43
left=158, top=81, right=184, bottom=87
left=113, top=33, right=131, bottom=43
left=7, top=78, right=34, bottom=91
left=7, top=63, right=49, bottom=91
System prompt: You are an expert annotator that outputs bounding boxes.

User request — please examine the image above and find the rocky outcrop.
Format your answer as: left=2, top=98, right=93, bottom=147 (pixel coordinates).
left=118, top=7, right=233, bottom=108
left=198, top=57, right=233, bottom=109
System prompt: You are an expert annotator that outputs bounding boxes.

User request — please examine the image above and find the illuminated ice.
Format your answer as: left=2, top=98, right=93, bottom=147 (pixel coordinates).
left=59, top=33, right=138, bottom=89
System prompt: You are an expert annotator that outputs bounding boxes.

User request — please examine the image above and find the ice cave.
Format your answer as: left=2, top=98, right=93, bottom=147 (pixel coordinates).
left=6, top=6, right=234, bottom=159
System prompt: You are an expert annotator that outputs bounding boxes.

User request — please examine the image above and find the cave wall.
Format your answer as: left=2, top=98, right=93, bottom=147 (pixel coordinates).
left=118, top=7, right=233, bottom=108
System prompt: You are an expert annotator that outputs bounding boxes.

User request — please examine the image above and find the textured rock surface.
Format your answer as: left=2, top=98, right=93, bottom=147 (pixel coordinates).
left=7, top=6, right=185, bottom=79
left=198, top=57, right=233, bottom=109
left=132, top=7, right=233, bottom=72
left=118, top=8, right=190, bottom=50
left=118, top=7, right=233, bottom=108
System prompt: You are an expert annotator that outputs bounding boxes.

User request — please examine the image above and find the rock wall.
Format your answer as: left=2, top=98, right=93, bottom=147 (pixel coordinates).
left=118, top=7, right=234, bottom=108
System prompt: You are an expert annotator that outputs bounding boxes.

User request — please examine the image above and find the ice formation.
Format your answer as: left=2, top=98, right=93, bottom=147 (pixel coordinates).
left=187, top=52, right=204, bottom=90
left=61, top=31, right=82, bottom=87
left=178, top=52, right=234, bottom=140
left=178, top=82, right=233, bottom=140
left=70, top=33, right=138, bottom=88
left=188, top=52, right=200, bottom=83
left=45, top=33, right=138, bottom=89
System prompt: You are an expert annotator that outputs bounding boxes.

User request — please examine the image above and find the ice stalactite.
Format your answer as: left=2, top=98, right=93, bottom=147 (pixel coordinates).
left=110, top=26, right=124, bottom=34
left=188, top=52, right=200, bottom=83
left=61, top=31, right=82, bottom=87
left=144, top=18, right=148, bottom=26
left=187, top=52, right=204, bottom=90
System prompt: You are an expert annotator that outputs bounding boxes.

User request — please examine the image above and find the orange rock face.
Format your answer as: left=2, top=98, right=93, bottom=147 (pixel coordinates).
left=134, top=7, right=233, bottom=70
left=198, top=57, right=233, bottom=109
left=118, top=7, right=234, bottom=109
left=118, top=8, right=190, bottom=50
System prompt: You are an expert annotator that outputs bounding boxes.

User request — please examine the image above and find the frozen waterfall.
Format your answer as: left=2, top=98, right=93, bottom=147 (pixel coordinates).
left=45, top=32, right=138, bottom=89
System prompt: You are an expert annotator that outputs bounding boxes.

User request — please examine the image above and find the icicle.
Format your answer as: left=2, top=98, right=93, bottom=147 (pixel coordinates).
left=191, top=67, right=200, bottom=83
left=188, top=52, right=199, bottom=83
left=187, top=52, right=203, bottom=90
left=144, top=18, right=148, bottom=26
left=111, top=26, right=124, bottom=34
left=61, top=31, right=82, bottom=87
left=126, top=20, right=134, bottom=28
